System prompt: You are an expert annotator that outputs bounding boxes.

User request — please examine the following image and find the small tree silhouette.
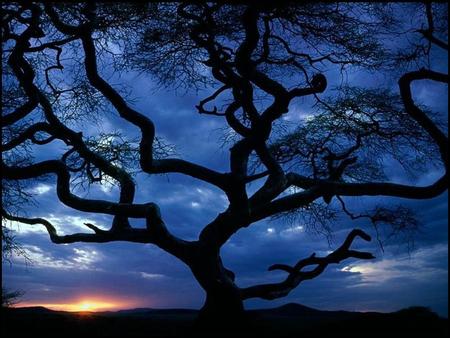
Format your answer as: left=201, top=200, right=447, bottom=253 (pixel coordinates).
left=1, top=288, right=24, bottom=308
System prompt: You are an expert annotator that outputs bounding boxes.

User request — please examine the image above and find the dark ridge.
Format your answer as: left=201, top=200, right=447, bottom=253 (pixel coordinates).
left=2, top=303, right=447, bottom=337
left=254, top=302, right=323, bottom=315
left=110, top=308, right=199, bottom=317
left=8, top=306, right=56, bottom=314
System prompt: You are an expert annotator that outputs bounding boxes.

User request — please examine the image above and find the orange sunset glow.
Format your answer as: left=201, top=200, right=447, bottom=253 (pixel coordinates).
left=16, top=298, right=136, bottom=312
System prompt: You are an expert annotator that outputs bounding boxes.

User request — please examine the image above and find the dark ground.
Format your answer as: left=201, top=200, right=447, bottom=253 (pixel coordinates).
left=1, top=303, right=448, bottom=337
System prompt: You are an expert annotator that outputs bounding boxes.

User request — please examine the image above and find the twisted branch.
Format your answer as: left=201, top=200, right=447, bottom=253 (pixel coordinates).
left=240, top=229, right=375, bottom=300
left=1, top=204, right=194, bottom=263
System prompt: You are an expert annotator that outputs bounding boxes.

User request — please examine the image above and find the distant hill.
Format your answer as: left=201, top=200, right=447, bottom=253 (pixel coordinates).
left=6, top=306, right=56, bottom=315
left=109, top=308, right=199, bottom=317
left=2, top=303, right=447, bottom=337
left=254, top=302, right=323, bottom=315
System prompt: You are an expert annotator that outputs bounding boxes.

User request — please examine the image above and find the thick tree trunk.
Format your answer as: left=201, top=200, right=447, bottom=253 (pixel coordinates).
left=190, top=251, right=248, bottom=331
left=198, top=281, right=245, bottom=327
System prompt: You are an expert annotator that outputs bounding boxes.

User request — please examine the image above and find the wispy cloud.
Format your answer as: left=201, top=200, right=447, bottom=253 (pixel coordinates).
left=139, top=272, right=166, bottom=280
left=12, top=245, right=102, bottom=271
left=6, top=214, right=107, bottom=236
left=28, top=184, right=52, bottom=195
left=340, top=244, right=448, bottom=286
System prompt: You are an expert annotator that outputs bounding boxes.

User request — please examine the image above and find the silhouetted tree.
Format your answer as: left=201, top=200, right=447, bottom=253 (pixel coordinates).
left=1, top=287, right=24, bottom=308
left=2, top=2, right=448, bottom=328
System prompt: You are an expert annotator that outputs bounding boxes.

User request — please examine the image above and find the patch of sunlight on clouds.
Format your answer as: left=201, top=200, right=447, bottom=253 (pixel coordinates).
left=46, top=214, right=103, bottom=234
left=3, top=219, right=48, bottom=235
left=340, top=243, right=448, bottom=286
left=5, top=214, right=103, bottom=236
left=262, top=225, right=305, bottom=238
left=280, top=225, right=305, bottom=238
left=283, top=105, right=311, bottom=122
left=139, top=272, right=166, bottom=280
left=159, top=185, right=228, bottom=210
left=280, top=186, right=304, bottom=198
left=96, top=178, right=119, bottom=195
left=193, top=187, right=228, bottom=209
left=159, top=194, right=187, bottom=205
left=72, top=248, right=100, bottom=267
left=13, top=245, right=102, bottom=271
left=28, top=184, right=52, bottom=195
left=266, top=227, right=276, bottom=235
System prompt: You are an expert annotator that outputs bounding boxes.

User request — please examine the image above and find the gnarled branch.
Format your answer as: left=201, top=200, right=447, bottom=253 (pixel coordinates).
left=2, top=203, right=194, bottom=263
left=240, top=229, right=375, bottom=300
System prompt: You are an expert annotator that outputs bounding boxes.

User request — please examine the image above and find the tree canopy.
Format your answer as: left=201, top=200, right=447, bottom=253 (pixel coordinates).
left=2, top=2, right=448, bottom=324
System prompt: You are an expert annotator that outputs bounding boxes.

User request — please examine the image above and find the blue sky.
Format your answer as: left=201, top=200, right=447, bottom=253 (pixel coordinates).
left=2, top=4, right=448, bottom=317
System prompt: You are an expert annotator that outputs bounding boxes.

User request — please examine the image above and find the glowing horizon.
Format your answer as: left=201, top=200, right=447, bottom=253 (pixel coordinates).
left=15, top=298, right=137, bottom=312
